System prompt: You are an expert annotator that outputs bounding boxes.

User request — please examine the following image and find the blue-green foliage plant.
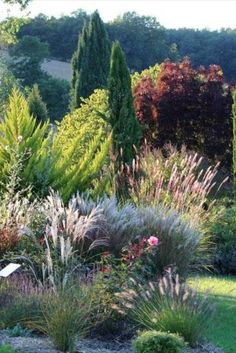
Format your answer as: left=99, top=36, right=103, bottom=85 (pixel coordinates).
left=4, top=323, right=33, bottom=337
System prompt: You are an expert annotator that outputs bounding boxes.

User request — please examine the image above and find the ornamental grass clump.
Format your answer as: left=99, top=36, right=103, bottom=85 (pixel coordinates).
left=115, top=272, right=213, bottom=346
left=126, top=144, right=227, bottom=225
left=37, top=292, right=90, bottom=353
left=57, top=192, right=210, bottom=274
left=31, top=191, right=108, bottom=291
left=72, top=193, right=142, bottom=254
left=33, top=283, right=107, bottom=353
left=138, top=206, right=210, bottom=276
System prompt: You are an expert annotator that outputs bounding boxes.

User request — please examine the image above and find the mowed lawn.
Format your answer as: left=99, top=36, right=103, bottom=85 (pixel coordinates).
left=189, top=275, right=236, bottom=353
left=0, top=49, right=71, bottom=81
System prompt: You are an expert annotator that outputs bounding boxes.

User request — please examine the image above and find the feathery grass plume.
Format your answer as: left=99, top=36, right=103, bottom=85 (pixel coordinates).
left=124, top=143, right=227, bottom=225
left=72, top=193, right=142, bottom=255
left=0, top=161, right=37, bottom=255
left=138, top=205, right=211, bottom=276
left=67, top=192, right=210, bottom=268
left=38, top=191, right=108, bottom=291
left=115, top=271, right=213, bottom=347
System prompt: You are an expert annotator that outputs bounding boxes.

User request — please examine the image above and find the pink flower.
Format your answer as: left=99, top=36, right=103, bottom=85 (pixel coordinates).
left=147, top=236, right=159, bottom=247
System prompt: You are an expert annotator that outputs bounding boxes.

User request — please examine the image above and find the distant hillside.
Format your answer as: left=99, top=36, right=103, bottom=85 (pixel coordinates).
left=0, top=49, right=71, bottom=81
left=15, top=11, right=236, bottom=81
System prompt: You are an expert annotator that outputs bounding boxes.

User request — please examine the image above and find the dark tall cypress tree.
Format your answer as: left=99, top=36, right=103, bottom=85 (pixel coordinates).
left=70, top=11, right=110, bottom=110
left=108, top=41, right=142, bottom=166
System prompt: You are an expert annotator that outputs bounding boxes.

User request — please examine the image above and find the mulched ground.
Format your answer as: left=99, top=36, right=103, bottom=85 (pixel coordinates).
left=0, top=333, right=224, bottom=353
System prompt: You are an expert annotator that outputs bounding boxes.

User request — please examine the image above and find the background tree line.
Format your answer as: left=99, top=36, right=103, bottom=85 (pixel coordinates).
left=15, top=10, right=236, bottom=81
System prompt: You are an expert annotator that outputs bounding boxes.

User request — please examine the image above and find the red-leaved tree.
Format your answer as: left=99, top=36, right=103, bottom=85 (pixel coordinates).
left=133, top=58, right=233, bottom=167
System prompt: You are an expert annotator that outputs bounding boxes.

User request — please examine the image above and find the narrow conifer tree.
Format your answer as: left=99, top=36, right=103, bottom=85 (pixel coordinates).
left=108, top=41, right=142, bottom=167
left=233, top=91, right=236, bottom=191
left=28, top=84, right=48, bottom=122
left=70, top=11, right=110, bottom=110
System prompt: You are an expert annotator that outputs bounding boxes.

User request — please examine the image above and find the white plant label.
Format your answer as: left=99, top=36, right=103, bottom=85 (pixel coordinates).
left=0, top=263, right=21, bottom=278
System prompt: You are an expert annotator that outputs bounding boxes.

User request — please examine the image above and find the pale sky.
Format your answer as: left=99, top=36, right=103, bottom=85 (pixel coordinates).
left=0, top=0, right=236, bottom=30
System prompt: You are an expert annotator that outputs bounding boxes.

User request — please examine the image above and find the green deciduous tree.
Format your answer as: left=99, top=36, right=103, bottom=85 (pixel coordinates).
left=9, top=35, right=49, bottom=86
left=0, top=57, right=18, bottom=117
left=38, top=76, right=70, bottom=122
left=108, top=41, right=142, bottom=167
left=107, top=12, right=178, bottom=72
left=0, top=17, right=29, bottom=47
left=70, top=11, right=111, bottom=109
left=28, top=83, right=48, bottom=123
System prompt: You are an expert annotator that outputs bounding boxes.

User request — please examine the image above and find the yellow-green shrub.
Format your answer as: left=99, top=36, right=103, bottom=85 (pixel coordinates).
left=0, top=88, right=49, bottom=190
left=0, top=88, right=111, bottom=200
left=55, top=89, right=109, bottom=161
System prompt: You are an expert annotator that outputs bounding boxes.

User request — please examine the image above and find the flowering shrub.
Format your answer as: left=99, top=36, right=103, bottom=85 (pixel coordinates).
left=121, top=236, right=159, bottom=277
left=147, top=236, right=159, bottom=247
left=122, top=236, right=158, bottom=263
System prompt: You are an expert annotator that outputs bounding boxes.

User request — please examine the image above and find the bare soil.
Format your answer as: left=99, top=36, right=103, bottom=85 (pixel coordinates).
left=0, top=332, right=224, bottom=353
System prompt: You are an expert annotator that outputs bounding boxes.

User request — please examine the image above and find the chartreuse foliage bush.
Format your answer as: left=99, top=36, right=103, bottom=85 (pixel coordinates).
left=0, top=88, right=49, bottom=190
left=133, top=331, right=185, bottom=353
left=131, top=63, right=160, bottom=88
left=50, top=128, right=112, bottom=201
left=40, top=89, right=111, bottom=200
left=0, top=88, right=111, bottom=200
left=55, top=89, right=108, bottom=161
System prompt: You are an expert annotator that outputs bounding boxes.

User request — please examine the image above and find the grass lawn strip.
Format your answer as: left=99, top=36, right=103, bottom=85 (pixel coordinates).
left=189, top=275, right=236, bottom=353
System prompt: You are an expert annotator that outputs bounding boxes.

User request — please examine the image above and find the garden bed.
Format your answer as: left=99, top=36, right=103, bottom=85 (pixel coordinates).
left=0, top=333, right=223, bottom=353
